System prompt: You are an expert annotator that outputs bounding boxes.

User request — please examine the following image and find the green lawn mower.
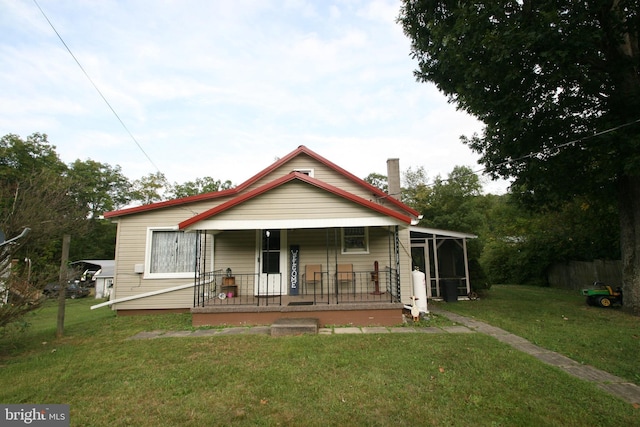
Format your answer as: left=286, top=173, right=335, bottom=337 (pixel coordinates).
left=582, top=282, right=623, bottom=308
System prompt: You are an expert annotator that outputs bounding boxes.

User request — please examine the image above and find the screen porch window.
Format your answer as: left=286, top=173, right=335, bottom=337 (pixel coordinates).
left=342, top=227, right=368, bottom=253
left=150, top=230, right=197, bottom=274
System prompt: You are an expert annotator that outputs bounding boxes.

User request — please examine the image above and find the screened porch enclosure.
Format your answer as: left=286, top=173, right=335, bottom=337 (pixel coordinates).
left=410, top=227, right=476, bottom=299
left=192, top=226, right=402, bottom=307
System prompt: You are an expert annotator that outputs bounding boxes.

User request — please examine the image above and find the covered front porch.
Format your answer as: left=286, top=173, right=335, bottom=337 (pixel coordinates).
left=193, top=266, right=400, bottom=307
left=188, top=224, right=408, bottom=326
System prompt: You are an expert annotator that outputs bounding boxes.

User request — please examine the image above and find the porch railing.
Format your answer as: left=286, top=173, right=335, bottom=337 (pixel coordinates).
left=194, top=268, right=400, bottom=307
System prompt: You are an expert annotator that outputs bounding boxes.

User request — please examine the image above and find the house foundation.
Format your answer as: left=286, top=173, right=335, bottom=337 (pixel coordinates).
left=191, top=302, right=404, bottom=327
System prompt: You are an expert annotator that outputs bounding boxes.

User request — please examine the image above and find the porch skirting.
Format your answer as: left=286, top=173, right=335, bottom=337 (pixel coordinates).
left=191, top=302, right=405, bottom=327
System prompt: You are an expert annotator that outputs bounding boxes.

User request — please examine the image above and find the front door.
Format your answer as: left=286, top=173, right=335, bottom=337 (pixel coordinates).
left=255, top=229, right=286, bottom=295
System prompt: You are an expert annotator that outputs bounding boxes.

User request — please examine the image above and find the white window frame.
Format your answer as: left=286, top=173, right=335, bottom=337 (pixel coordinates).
left=341, top=226, right=369, bottom=254
left=144, top=227, right=202, bottom=279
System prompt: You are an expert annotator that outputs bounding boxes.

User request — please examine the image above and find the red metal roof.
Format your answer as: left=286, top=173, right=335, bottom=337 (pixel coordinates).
left=178, top=171, right=413, bottom=229
left=104, top=145, right=420, bottom=219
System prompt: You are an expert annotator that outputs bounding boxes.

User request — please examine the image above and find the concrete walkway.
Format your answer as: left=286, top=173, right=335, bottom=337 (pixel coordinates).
left=127, top=307, right=640, bottom=405
left=126, top=323, right=474, bottom=339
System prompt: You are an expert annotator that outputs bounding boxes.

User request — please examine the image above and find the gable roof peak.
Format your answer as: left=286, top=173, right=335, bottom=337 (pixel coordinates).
left=104, top=146, right=419, bottom=219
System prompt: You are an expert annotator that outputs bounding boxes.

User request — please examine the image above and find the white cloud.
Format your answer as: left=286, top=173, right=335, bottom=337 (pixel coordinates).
left=0, top=0, right=509, bottom=194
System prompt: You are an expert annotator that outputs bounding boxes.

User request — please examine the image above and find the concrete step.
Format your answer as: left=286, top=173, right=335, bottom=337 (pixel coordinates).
left=270, top=317, right=320, bottom=336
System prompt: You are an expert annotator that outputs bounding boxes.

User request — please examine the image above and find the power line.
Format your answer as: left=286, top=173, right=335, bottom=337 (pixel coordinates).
left=433, top=117, right=640, bottom=189
left=379, top=116, right=640, bottom=199
left=32, top=0, right=163, bottom=176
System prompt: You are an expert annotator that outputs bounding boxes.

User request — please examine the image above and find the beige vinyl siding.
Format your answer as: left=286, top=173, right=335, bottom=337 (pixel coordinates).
left=108, top=154, right=415, bottom=310
left=288, top=227, right=411, bottom=280
left=111, top=217, right=196, bottom=310
left=246, top=154, right=378, bottom=201
left=397, top=227, right=413, bottom=304
left=110, top=200, right=228, bottom=310
left=112, top=287, right=195, bottom=310
left=216, top=181, right=386, bottom=222
left=213, top=230, right=256, bottom=274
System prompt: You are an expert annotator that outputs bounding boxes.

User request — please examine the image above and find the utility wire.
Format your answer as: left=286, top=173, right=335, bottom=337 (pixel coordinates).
left=33, top=0, right=640, bottom=196
left=381, top=116, right=640, bottom=198
left=427, top=116, right=640, bottom=189
left=33, top=0, right=163, bottom=176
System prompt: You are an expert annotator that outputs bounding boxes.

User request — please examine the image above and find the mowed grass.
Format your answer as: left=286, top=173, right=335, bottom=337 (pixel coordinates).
left=0, top=293, right=637, bottom=426
left=436, top=285, right=640, bottom=384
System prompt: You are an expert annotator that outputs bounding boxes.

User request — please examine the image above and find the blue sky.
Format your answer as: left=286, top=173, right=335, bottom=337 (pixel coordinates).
left=1, top=0, right=509, bottom=194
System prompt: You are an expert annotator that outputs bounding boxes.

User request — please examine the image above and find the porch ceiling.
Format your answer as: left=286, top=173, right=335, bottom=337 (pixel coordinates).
left=184, top=216, right=407, bottom=232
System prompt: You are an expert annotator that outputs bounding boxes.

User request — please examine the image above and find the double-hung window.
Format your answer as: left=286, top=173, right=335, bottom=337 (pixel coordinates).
left=147, top=228, right=198, bottom=278
left=341, top=227, right=368, bottom=253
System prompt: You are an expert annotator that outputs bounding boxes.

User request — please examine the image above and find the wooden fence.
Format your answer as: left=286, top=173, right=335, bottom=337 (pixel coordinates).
left=547, top=260, right=622, bottom=290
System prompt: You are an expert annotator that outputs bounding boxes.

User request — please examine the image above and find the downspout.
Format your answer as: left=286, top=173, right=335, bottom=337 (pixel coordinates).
left=387, top=226, right=393, bottom=296
left=334, top=228, right=338, bottom=303
left=91, top=282, right=196, bottom=310
left=432, top=235, right=440, bottom=297
left=395, top=225, right=400, bottom=301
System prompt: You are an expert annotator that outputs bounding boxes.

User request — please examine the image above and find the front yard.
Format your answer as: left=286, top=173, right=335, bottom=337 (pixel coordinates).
left=0, top=286, right=638, bottom=426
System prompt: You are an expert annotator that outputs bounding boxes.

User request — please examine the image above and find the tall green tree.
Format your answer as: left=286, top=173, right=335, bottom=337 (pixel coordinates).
left=401, top=166, right=432, bottom=209
left=364, top=172, right=389, bottom=193
left=130, top=172, right=168, bottom=205
left=480, top=194, right=620, bottom=285
left=67, top=159, right=132, bottom=218
left=169, top=177, right=234, bottom=199
left=0, top=133, right=66, bottom=182
left=1, top=134, right=88, bottom=326
left=399, top=1, right=640, bottom=314
left=426, top=166, right=484, bottom=233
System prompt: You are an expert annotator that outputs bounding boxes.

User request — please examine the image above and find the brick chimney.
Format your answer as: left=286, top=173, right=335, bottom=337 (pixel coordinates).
left=387, top=158, right=401, bottom=201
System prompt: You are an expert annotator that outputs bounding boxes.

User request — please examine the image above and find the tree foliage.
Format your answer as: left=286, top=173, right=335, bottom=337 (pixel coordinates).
left=425, top=166, right=483, bottom=233
left=399, top=1, right=640, bottom=196
left=480, top=194, right=620, bottom=285
left=0, top=132, right=236, bottom=328
left=401, top=166, right=432, bottom=210
left=0, top=133, right=66, bottom=182
left=364, top=172, right=388, bottom=193
left=399, top=0, right=640, bottom=314
left=67, top=159, right=131, bottom=218
left=396, top=162, right=620, bottom=288
left=1, top=135, right=88, bottom=327
left=169, top=177, right=234, bottom=199
left=130, top=172, right=168, bottom=205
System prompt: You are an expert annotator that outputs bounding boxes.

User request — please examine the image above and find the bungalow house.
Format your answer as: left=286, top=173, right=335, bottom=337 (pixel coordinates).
left=98, top=146, right=475, bottom=326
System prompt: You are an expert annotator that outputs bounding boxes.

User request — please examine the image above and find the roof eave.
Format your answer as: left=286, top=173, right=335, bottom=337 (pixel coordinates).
left=104, top=145, right=419, bottom=219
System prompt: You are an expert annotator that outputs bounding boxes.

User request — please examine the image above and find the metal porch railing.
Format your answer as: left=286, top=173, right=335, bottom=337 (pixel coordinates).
left=194, top=268, right=400, bottom=307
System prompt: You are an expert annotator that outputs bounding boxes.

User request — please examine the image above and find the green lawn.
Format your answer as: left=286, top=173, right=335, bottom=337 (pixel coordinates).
left=435, top=285, right=640, bottom=384
left=0, top=290, right=638, bottom=426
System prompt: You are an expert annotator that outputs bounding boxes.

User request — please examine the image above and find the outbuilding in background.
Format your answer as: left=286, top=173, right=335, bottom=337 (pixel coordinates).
left=70, top=260, right=115, bottom=299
